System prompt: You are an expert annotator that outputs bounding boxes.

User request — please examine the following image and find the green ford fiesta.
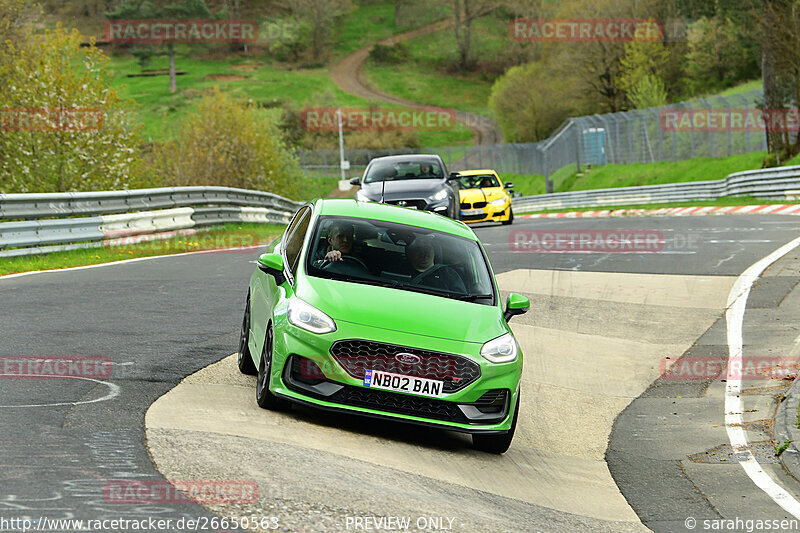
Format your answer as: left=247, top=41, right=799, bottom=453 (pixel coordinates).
left=237, top=199, right=529, bottom=453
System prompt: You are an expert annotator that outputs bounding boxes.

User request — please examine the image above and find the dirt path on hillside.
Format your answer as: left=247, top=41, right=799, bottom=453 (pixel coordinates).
left=329, top=19, right=504, bottom=146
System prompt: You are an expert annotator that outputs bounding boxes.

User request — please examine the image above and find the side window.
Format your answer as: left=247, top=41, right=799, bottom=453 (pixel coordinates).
left=283, top=207, right=311, bottom=281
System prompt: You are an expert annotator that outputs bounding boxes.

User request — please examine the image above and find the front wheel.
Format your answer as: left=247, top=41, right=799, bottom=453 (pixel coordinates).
left=501, top=208, right=514, bottom=226
left=256, top=324, right=291, bottom=410
left=237, top=293, right=257, bottom=375
left=472, top=393, right=519, bottom=454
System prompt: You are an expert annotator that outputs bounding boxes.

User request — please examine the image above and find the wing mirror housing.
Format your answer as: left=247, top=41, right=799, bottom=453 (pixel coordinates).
left=448, top=172, right=462, bottom=181
left=349, top=177, right=361, bottom=186
left=258, top=253, right=286, bottom=284
left=504, top=293, right=529, bottom=322
left=504, top=181, right=515, bottom=189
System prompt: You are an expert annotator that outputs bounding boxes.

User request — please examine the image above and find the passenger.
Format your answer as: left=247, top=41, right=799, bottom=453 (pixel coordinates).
left=405, top=236, right=466, bottom=293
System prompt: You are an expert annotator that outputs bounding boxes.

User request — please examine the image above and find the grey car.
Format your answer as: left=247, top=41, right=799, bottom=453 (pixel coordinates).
left=350, top=154, right=461, bottom=220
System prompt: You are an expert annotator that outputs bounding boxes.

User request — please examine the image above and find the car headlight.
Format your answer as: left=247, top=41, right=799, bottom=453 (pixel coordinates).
left=288, top=298, right=337, bottom=334
left=356, top=190, right=372, bottom=202
left=480, top=332, right=518, bottom=363
left=490, top=198, right=507, bottom=207
left=431, top=189, right=448, bottom=201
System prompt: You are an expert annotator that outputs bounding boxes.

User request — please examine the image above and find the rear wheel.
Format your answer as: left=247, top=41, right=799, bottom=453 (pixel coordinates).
left=256, top=324, right=291, bottom=410
left=472, top=393, right=519, bottom=454
left=501, top=208, right=514, bottom=226
left=237, top=293, right=257, bottom=375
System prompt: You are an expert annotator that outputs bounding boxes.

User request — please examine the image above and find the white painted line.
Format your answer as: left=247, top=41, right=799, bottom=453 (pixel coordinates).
left=725, top=234, right=800, bottom=518
left=0, top=375, right=120, bottom=408
left=0, top=244, right=268, bottom=281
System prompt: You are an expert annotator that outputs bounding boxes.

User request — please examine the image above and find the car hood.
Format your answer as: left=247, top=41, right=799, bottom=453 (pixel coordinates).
left=459, top=187, right=507, bottom=203
left=297, top=274, right=505, bottom=343
left=362, top=179, right=446, bottom=201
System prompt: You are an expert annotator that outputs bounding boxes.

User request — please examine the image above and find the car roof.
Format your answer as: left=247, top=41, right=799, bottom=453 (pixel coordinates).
left=456, top=169, right=498, bottom=176
left=313, top=199, right=476, bottom=240
left=368, top=154, right=444, bottom=164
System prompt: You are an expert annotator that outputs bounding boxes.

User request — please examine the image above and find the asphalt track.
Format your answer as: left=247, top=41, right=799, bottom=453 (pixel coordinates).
left=3, top=214, right=800, bottom=532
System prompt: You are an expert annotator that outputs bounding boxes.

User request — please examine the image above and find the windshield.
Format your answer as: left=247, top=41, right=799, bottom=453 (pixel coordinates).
left=306, top=216, right=495, bottom=305
left=363, top=160, right=444, bottom=183
left=459, top=174, right=501, bottom=189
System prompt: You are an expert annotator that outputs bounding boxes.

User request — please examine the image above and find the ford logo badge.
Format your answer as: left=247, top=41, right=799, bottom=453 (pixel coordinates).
left=395, top=353, right=420, bottom=365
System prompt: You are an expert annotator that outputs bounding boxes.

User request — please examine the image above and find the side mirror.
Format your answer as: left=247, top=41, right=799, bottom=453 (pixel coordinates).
left=504, top=182, right=515, bottom=189
left=504, top=293, right=529, bottom=323
left=258, top=253, right=286, bottom=284
left=448, top=172, right=462, bottom=181
left=349, top=177, right=361, bottom=186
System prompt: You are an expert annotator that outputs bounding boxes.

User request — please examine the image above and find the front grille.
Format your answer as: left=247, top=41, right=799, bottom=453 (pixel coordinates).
left=461, top=214, right=487, bottom=222
left=460, top=202, right=471, bottom=209
left=387, top=199, right=427, bottom=210
left=331, top=385, right=468, bottom=423
left=472, top=201, right=487, bottom=208
left=330, top=339, right=481, bottom=393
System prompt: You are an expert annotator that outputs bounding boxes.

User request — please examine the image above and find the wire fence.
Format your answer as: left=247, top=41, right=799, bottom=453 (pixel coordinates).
left=298, top=89, right=777, bottom=190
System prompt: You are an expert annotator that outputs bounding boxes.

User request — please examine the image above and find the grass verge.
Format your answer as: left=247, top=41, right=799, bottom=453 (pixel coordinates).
left=0, top=223, right=285, bottom=277
left=500, top=152, right=769, bottom=198
left=515, top=197, right=797, bottom=215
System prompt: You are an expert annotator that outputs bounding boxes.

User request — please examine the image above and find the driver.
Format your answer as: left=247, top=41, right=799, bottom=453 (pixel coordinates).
left=419, top=164, right=432, bottom=177
left=315, top=220, right=359, bottom=265
left=405, top=236, right=466, bottom=293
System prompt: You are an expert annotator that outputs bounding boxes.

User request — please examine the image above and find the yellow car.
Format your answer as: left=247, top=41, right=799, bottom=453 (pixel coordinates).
left=456, top=170, right=514, bottom=225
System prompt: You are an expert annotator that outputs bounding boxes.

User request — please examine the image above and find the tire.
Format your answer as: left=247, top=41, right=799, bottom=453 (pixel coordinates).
left=501, top=208, right=514, bottom=226
left=472, top=393, right=519, bottom=454
left=237, top=293, right=257, bottom=375
left=256, top=324, right=291, bottom=410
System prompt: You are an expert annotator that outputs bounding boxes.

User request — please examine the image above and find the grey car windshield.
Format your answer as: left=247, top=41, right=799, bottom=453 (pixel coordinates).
left=363, top=160, right=444, bottom=183
left=306, top=216, right=495, bottom=305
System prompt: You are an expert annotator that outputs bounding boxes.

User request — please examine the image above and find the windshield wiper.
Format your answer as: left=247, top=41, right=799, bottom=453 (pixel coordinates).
left=456, top=293, right=494, bottom=302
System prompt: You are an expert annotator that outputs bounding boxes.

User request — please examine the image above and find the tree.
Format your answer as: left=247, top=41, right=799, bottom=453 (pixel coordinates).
left=548, top=0, right=660, bottom=113
left=451, top=0, right=500, bottom=71
left=684, top=16, right=758, bottom=94
left=0, top=0, right=39, bottom=68
left=0, top=25, right=143, bottom=193
left=489, top=61, right=576, bottom=142
left=154, top=88, right=304, bottom=198
left=286, top=0, right=352, bottom=63
left=618, top=40, right=670, bottom=108
left=759, top=0, right=800, bottom=160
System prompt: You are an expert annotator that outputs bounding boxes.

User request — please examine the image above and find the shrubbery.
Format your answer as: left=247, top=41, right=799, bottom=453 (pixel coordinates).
left=369, top=43, right=410, bottom=65
left=152, top=88, right=305, bottom=199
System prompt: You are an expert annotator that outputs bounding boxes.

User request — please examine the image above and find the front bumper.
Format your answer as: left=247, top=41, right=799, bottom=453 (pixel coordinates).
left=460, top=200, right=511, bottom=223
left=268, top=317, right=522, bottom=433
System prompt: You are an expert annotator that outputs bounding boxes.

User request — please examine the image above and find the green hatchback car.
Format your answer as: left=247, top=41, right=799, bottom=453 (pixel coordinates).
left=237, top=199, right=529, bottom=453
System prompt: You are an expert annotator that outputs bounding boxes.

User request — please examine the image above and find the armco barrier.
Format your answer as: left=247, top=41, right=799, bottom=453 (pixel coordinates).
left=0, top=186, right=304, bottom=257
left=512, top=166, right=800, bottom=213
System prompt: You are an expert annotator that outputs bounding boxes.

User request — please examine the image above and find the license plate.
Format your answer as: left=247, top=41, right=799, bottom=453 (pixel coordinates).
left=462, top=208, right=483, bottom=216
left=364, top=369, right=444, bottom=398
